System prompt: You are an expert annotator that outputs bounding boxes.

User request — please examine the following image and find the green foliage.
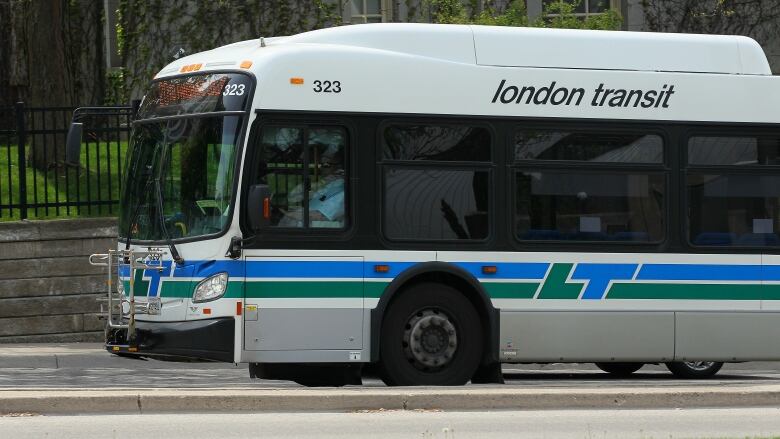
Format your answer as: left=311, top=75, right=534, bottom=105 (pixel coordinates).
left=427, top=0, right=469, bottom=23
left=104, top=69, right=128, bottom=105
left=475, top=1, right=529, bottom=26
left=427, top=0, right=622, bottom=30
left=539, top=0, right=622, bottom=30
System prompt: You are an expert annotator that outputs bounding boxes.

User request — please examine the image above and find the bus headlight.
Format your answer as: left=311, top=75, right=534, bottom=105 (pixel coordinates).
left=193, top=273, right=229, bottom=303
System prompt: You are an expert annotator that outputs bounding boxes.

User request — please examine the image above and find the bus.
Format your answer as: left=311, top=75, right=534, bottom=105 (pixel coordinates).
left=88, top=23, right=780, bottom=386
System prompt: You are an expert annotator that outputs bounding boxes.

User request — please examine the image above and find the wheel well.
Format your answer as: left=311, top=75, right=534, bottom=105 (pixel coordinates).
left=370, top=264, right=499, bottom=367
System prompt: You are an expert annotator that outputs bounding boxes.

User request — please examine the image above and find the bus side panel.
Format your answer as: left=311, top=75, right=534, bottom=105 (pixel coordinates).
left=499, top=311, right=674, bottom=362
left=675, top=312, right=780, bottom=361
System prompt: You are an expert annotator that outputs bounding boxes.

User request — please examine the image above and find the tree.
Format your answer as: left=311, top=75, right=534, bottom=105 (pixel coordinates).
left=642, top=0, right=780, bottom=41
left=3, top=0, right=106, bottom=170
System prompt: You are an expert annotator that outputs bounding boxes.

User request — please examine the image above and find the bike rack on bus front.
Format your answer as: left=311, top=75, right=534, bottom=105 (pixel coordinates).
left=89, top=249, right=165, bottom=349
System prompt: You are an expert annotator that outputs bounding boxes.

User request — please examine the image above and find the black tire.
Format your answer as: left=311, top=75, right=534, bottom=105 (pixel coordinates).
left=595, top=362, right=644, bottom=377
left=379, top=283, right=483, bottom=386
left=665, top=361, right=723, bottom=379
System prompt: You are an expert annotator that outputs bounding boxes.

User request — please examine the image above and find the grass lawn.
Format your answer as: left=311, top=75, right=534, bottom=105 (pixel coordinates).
left=0, top=141, right=128, bottom=221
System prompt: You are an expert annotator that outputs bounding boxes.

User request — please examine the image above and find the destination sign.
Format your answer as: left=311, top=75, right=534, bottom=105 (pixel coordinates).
left=138, top=73, right=252, bottom=119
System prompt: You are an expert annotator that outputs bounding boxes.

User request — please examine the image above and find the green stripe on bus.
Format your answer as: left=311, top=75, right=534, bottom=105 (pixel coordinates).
left=536, top=263, right=583, bottom=299
left=607, top=283, right=780, bottom=300
left=245, top=281, right=363, bottom=298
left=365, top=282, right=390, bottom=298
left=483, top=282, right=539, bottom=299
left=159, top=281, right=192, bottom=298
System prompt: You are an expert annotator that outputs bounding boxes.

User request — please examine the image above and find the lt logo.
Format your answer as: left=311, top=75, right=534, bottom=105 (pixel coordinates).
left=120, top=260, right=172, bottom=298
left=537, top=263, right=638, bottom=300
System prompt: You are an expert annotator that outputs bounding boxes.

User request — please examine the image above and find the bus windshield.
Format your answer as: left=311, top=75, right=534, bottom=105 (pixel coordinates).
left=119, top=73, right=252, bottom=242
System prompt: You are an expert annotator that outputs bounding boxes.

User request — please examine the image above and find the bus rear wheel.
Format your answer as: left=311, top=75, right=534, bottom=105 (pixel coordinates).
left=594, top=362, right=644, bottom=377
left=379, top=283, right=483, bottom=386
left=665, top=361, right=723, bottom=379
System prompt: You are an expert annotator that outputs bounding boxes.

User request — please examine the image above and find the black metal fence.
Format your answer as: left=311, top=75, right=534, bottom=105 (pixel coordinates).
left=0, top=102, right=135, bottom=220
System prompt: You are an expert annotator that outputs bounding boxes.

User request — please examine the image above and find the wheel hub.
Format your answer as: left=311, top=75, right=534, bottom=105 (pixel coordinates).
left=684, top=361, right=715, bottom=371
left=403, top=309, right=457, bottom=370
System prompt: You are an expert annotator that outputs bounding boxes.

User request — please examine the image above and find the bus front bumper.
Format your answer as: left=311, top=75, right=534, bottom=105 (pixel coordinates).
left=105, top=317, right=234, bottom=362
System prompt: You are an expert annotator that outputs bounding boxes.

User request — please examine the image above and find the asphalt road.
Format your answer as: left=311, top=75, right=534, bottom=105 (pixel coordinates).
left=3, top=407, right=780, bottom=438
left=2, top=343, right=780, bottom=389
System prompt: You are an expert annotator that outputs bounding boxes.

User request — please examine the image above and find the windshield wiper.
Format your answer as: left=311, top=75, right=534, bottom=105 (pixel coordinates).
left=124, top=166, right=154, bottom=251
left=154, top=178, right=184, bottom=265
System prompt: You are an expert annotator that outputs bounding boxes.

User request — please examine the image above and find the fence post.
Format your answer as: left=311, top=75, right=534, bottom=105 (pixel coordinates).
left=14, top=102, right=27, bottom=220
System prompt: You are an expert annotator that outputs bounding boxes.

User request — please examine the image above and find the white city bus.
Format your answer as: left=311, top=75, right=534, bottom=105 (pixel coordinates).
left=89, top=23, right=780, bottom=386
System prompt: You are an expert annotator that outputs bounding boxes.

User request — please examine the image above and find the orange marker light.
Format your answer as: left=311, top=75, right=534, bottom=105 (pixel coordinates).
left=374, top=265, right=390, bottom=273
left=240, top=60, right=253, bottom=69
left=180, top=63, right=203, bottom=73
left=203, top=308, right=212, bottom=315
left=482, top=265, right=498, bottom=275
left=262, top=197, right=270, bottom=219
left=128, top=347, right=138, bottom=352
left=290, top=77, right=304, bottom=85
left=236, top=301, right=243, bottom=316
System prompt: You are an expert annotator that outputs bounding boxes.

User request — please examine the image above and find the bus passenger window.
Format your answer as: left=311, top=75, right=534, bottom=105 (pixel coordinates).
left=512, top=127, right=667, bottom=243
left=687, top=135, right=780, bottom=246
left=688, top=136, right=780, bottom=166
left=515, top=171, right=665, bottom=242
left=688, top=174, right=780, bottom=246
left=257, top=126, right=346, bottom=229
left=384, top=169, right=489, bottom=240
left=380, top=122, right=493, bottom=241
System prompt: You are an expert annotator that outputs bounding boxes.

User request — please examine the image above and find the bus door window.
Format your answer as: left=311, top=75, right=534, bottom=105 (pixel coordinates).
left=256, top=125, right=346, bottom=229
left=307, top=128, right=346, bottom=228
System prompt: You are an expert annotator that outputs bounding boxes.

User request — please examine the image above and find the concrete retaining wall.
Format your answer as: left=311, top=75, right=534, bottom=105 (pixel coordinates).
left=0, top=218, right=117, bottom=342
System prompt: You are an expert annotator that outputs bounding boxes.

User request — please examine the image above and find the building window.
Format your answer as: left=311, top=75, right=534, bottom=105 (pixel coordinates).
left=543, top=0, right=615, bottom=17
left=351, top=0, right=383, bottom=23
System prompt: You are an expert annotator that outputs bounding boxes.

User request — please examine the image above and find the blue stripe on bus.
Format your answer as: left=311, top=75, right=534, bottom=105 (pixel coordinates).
left=637, top=264, right=764, bottom=281
left=454, top=262, right=549, bottom=280
left=117, top=259, right=780, bottom=284
left=761, top=265, right=780, bottom=281
left=188, top=260, right=552, bottom=280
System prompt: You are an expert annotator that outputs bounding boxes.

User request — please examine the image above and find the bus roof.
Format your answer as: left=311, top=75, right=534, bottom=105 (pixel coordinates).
left=158, top=24, right=772, bottom=79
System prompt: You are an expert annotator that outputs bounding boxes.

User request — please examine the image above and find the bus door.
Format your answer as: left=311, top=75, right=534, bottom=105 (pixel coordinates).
left=243, top=124, right=364, bottom=354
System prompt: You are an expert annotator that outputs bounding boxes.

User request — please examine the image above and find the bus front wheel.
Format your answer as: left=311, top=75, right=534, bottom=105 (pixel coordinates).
left=379, top=283, right=483, bottom=386
left=665, top=361, right=723, bottom=379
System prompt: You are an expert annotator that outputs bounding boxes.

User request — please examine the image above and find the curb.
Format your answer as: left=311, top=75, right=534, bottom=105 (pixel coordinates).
left=3, top=386, right=780, bottom=414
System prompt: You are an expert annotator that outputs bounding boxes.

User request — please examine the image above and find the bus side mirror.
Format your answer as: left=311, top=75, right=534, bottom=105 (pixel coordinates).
left=65, top=122, right=83, bottom=165
left=247, top=184, right=272, bottom=230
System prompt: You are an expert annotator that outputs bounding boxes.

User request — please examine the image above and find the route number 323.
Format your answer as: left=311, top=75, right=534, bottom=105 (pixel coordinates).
left=313, top=80, right=341, bottom=93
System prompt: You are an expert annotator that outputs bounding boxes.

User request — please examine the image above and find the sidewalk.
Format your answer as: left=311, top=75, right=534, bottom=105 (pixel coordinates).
left=3, top=385, right=780, bottom=414
left=0, top=343, right=110, bottom=368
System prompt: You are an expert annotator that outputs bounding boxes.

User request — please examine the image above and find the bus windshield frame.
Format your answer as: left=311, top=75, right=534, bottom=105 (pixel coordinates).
left=119, top=71, right=255, bottom=245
